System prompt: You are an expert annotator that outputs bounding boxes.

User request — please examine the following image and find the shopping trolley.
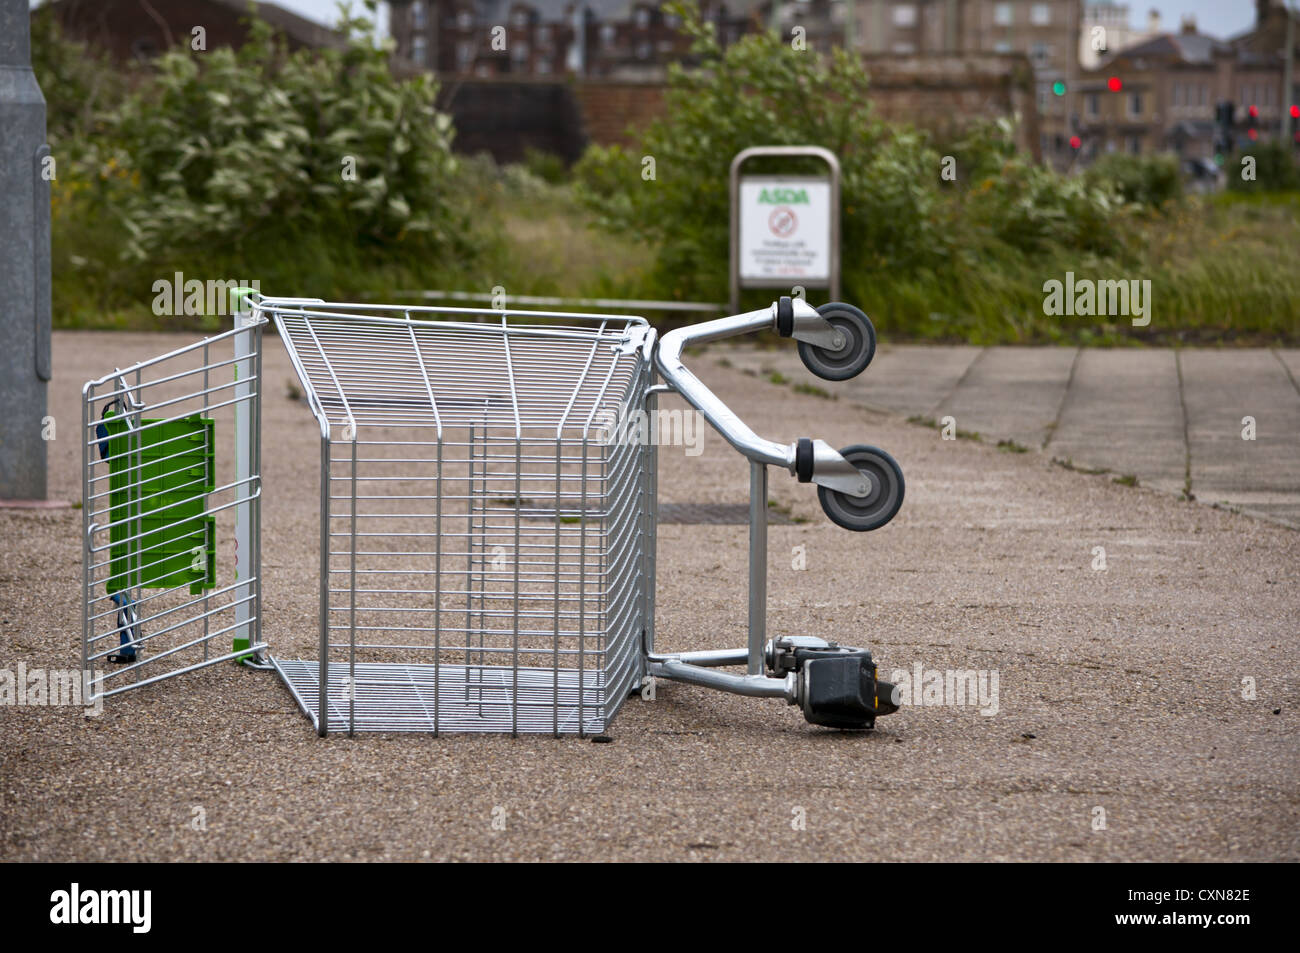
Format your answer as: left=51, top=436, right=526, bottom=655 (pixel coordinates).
left=233, top=293, right=904, bottom=736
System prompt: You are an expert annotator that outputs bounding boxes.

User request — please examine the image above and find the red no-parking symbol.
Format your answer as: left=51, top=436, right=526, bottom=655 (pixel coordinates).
left=768, top=206, right=798, bottom=237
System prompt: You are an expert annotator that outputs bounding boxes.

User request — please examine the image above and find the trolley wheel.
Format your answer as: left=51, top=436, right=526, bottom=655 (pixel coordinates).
left=817, top=444, right=904, bottom=532
left=797, top=303, right=876, bottom=382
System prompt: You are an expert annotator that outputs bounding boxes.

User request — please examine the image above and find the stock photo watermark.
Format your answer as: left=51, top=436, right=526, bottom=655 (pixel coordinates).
left=887, top=661, right=1000, bottom=716
left=1, top=664, right=102, bottom=716
left=1042, top=272, right=1151, bottom=327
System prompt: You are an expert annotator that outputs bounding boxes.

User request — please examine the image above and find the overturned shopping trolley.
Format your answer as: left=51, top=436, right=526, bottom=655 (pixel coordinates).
left=82, top=294, right=904, bottom=736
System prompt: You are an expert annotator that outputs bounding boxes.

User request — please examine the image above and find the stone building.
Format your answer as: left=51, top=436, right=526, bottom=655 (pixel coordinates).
left=1074, top=1, right=1299, bottom=164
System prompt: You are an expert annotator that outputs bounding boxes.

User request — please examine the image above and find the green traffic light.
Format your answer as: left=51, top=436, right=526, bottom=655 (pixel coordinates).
left=1052, top=81, right=1066, bottom=96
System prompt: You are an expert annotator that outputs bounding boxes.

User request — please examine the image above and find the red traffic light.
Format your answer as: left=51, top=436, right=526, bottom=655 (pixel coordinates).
left=1108, top=77, right=1122, bottom=92
left=1291, top=105, right=1300, bottom=119
left=1248, top=104, right=1259, bottom=118
left=1069, top=135, right=1081, bottom=149
left=1248, top=128, right=1259, bottom=141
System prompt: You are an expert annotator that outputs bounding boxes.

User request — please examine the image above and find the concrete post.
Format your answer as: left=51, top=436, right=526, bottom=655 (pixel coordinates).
left=0, top=0, right=52, bottom=501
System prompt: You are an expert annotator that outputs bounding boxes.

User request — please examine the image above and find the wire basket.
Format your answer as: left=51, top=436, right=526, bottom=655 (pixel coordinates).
left=267, top=300, right=656, bottom=735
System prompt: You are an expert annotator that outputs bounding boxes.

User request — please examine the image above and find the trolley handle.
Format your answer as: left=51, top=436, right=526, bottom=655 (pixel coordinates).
left=656, top=297, right=906, bottom=532
left=655, top=298, right=859, bottom=486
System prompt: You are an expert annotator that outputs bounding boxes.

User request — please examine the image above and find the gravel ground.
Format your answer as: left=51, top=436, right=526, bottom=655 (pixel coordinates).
left=1, top=330, right=1297, bottom=862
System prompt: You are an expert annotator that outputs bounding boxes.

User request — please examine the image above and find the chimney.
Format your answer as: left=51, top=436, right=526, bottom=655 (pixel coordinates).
left=1147, top=9, right=1160, bottom=34
left=1180, top=14, right=1197, bottom=35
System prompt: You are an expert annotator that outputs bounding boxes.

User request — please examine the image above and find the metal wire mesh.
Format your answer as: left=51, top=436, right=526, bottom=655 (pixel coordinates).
left=81, top=319, right=266, bottom=702
left=264, top=300, right=655, bottom=735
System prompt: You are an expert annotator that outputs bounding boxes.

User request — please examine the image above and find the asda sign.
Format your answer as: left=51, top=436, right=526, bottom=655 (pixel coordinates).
left=738, top=176, right=832, bottom=285
left=757, top=187, right=811, bottom=205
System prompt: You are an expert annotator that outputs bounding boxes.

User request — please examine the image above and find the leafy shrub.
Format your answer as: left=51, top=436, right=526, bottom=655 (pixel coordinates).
left=575, top=0, right=944, bottom=298
left=1083, top=152, right=1182, bottom=208
left=1228, top=140, right=1300, bottom=193
left=574, top=2, right=1131, bottom=303
left=29, top=12, right=129, bottom=154
left=73, top=5, right=474, bottom=269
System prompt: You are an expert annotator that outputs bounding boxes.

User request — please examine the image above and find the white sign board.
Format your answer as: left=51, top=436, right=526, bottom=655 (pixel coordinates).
left=738, top=176, right=832, bottom=285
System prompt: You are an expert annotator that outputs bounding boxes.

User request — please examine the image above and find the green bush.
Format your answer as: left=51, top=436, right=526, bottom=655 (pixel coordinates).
left=1083, top=152, right=1183, bottom=208
left=29, top=12, right=129, bottom=154
left=87, top=8, right=468, bottom=264
left=573, top=3, right=1131, bottom=305
left=41, top=1, right=484, bottom=326
left=575, top=0, right=941, bottom=299
left=1227, top=140, right=1300, bottom=193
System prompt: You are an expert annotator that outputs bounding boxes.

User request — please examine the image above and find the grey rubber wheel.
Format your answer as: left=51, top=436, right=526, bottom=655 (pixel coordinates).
left=797, top=303, right=876, bottom=382
left=817, top=445, right=904, bottom=532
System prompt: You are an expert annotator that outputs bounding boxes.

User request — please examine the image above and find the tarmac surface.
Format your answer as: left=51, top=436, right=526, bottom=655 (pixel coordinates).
left=0, top=329, right=1297, bottom=861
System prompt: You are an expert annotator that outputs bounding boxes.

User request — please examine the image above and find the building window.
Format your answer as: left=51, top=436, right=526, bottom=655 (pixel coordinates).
left=1128, top=92, right=1143, bottom=116
left=538, top=25, right=551, bottom=45
left=635, top=7, right=652, bottom=29
left=635, top=40, right=651, bottom=59
left=456, top=41, right=474, bottom=70
left=1030, top=42, right=1050, bottom=64
left=600, top=23, right=616, bottom=48
left=512, top=40, right=529, bottom=62
left=1037, top=82, right=1049, bottom=109
left=1086, top=92, right=1100, bottom=116
left=1127, top=136, right=1141, bottom=155
left=411, top=35, right=427, bottom=65
left=412, top=1, right=426, bottom=29
left=1196, top=84, right=1206, bottom=106
left=993, top=40, right=1011, bottom=53
left=1172, top=83, right=1181, bottom=106
left=457, top=11, right=473, bottom=31
left=537, top=56, right=552, bottom=74
left=1030, top=3, right=1050, bottom=26
left=994, top=3, right=1012, bottom=27
left=892, top=3, right=917, bottom=27
left=892, top=41, right=916, bottom=54
left=512, top=9, right=531, bottom=29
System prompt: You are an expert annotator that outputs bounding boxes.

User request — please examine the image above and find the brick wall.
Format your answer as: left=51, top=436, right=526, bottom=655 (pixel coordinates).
left=436, top=53, right=1039, bottom=164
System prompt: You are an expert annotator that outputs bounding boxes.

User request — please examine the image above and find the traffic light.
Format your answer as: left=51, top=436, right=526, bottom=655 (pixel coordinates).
left=1214, top=101, right=1235, bottom=153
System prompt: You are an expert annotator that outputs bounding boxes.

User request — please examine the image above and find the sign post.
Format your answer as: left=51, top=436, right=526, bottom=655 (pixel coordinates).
left=730, top=146, right=840, bottom=314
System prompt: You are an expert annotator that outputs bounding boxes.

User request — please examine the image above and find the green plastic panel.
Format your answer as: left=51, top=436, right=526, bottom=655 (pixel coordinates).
left=104, top=412, right=215, bottom=595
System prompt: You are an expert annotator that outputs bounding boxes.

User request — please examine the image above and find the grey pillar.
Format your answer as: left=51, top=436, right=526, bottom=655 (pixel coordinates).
left=0, top=0, right=52, bottom=500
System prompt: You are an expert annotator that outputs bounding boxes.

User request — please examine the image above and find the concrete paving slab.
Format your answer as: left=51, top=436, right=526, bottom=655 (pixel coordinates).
left=708, top=342, right=981, bottom=416
left=1182, top=349, right=1300, bottom=497
left=1044, top=350, right=1187, bottom=495
left=934, top=346, right=1078, bottom=449
left=1275, top=349, right=1300, bottom=388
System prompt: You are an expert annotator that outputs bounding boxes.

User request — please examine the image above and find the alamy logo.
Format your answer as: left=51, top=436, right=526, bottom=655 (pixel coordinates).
left=50, top=884, right=151, bottom=933
left=151, top=272, right=260, bottom=316
left=888, top=661, right=1000, bottom=716
left=1041, top=271, right=1151, bottom=327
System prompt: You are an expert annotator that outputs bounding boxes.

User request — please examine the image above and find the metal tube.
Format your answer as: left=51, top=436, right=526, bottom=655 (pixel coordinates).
left=318, top=432, right=331, bottom=736
left=655, top=308, right=792, bottom=468
left=349, top=434, right=357, bottom=737
left=749, top=462, right=768, bottom=676
left=648, top=659, right=795, bottom=701
left=81, top=384, right=91, bottom=692
left=649, top=648, right=749, bottom=667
